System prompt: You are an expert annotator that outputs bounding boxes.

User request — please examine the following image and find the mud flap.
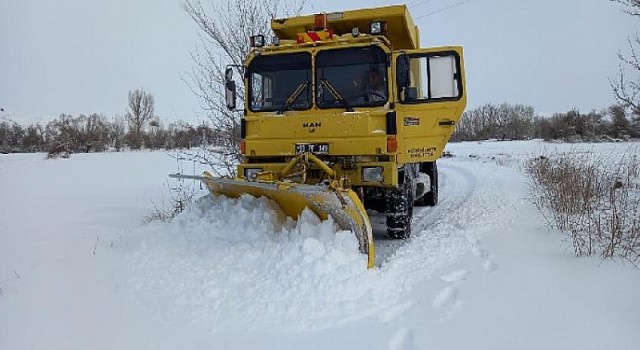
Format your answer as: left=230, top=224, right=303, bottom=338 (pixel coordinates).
left=170, top=173, right=375, bottom=268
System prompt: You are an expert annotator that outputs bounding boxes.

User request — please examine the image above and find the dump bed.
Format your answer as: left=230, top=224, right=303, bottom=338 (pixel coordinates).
left=271, top=5, right=419, bottom=49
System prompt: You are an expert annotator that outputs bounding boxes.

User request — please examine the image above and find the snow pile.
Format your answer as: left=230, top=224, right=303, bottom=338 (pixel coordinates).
left=119, top=158, right=539, bottom=335
left=120, top=159, right=518, bottom=334
left=123, top=194, right=392, bottom=331
left=3, top=146, right=640, bottom=349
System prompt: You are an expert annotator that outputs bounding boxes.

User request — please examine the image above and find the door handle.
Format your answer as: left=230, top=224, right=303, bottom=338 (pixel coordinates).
left=439, top=120, right=455, bottom=126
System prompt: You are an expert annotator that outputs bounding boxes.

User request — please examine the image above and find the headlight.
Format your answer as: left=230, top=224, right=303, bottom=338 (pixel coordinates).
left=244, top=168, right=263, bottom=180
left=250, top=35, right=265, bottom=48
left=370, top=21, right=386, bottom=34
left=362, top=167, right=384, bottom=182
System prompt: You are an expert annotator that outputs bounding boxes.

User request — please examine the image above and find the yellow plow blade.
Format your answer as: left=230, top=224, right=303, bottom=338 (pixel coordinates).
left=171, top=173, right=375, bottom=268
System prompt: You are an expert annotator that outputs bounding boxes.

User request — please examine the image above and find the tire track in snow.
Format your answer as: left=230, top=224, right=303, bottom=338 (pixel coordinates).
left=389, top=328, right=418, bottom=350
left=374, top=161, right=478, bottom=266
left=381, top=158, right=520, bottom=292
left=375, top=159, right=525, bottom=345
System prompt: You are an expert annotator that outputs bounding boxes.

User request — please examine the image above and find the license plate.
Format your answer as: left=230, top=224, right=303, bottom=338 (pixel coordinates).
left=295, top=143, right=329, bottom=154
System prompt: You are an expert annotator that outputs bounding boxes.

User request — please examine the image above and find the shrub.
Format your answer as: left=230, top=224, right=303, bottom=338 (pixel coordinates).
left=527, top=150, right=640, bottom=265
left=144, top=180, right=200, bottom=223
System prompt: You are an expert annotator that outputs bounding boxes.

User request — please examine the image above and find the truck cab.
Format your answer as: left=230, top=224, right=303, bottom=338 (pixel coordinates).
left=226, top=5, right=467, bottom=238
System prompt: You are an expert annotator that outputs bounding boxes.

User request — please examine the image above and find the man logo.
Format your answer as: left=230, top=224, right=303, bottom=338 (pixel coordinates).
left=303, top=122, right=321, bottom=133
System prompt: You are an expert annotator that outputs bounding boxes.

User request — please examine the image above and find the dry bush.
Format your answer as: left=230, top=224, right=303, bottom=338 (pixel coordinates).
left=46, top=142, right=71, bottom=159
left=144, top=180, right=201, bottom=223
left=527, top=150, right=640, bottom=265
left=178, top=145, right=239, bottom=177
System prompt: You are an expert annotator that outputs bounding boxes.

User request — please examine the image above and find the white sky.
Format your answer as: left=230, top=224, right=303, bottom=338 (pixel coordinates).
left=0, top=0, right=636, bottom=123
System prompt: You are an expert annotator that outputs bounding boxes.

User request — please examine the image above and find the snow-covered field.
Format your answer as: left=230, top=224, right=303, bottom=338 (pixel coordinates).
left=1, top=140, right=639, bottom=350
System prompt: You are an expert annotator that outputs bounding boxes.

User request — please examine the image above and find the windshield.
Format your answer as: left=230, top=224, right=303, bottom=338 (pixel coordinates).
left=316, top=46, right=388, bottom=109
left=248, top=52, right=312, bottom=112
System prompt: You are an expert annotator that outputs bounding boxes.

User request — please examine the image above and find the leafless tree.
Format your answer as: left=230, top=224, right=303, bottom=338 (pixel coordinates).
left=609, top=104, right=632, bottom=138
left=613, top=0, right=640, bottom=15
left=126, top=89, right=155, bottom=149
left=452, top=103, right=535, bottom=141
left=611, top=1, right=640, bottom=115
left=182, top=0, right=306, bottom=175
left=110, top=117, right=126, bottom=151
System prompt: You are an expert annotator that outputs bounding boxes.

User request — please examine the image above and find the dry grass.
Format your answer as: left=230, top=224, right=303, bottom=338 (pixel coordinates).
left=526, top=150, right=640, bottom=265
left=144, top=180, right=200, bottom=223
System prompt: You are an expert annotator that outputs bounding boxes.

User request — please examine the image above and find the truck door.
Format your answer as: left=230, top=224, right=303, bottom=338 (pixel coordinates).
left=392, top=46, right=467, bottom=163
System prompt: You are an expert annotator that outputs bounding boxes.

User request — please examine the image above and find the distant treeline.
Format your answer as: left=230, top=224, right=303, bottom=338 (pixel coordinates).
left=0, top=113, right=222, bottom=154
left=452, top=103, right=640, bottom=142
left=3, top=103, right=640, bottom=154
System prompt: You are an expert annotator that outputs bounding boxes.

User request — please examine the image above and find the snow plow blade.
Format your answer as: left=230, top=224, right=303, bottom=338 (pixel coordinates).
left=170, top=173, right=375, bottom=268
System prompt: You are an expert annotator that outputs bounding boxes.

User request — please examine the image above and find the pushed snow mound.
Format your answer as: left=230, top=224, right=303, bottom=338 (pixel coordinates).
left=125, top=194, right=391, bottom=331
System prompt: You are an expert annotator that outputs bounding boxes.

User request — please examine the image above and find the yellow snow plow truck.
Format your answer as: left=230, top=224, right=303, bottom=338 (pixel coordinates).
left=173, top=5, right=466, bottom=268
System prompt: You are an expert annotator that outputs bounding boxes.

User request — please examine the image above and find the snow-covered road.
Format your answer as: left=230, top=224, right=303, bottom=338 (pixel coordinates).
left=1, top=141, right=639, bottom=349
left=373, top=161, right=477, bottom=265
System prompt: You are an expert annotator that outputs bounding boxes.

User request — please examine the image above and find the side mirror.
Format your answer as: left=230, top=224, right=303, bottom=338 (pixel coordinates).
left=397, top=55, right=410, bottom=87
left=225, top=67, right=233, bottom=81
left=224, top=67, right=236, bottom=110
left=225, top=80, right=237, bottom=111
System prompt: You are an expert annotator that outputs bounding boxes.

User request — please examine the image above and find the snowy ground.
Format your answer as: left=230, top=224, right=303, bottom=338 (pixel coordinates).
left=1, top=141, right=639, bottom=349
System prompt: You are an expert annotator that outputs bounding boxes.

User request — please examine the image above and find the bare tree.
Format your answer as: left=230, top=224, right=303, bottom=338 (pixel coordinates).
left=126, top=89, right=154, bottom=149
left=611, top=1, right=640, bottom=116
left=609, top=104, right=632, bottom=138
left=83, top=113, right=110, bottom=152
left=182, top=0, right=306, bottom=175
left=452, top=103, right=536, bottom=141
left=110, top=117, right=126, bottom=151
left=613, top=0, right=640, bottom=15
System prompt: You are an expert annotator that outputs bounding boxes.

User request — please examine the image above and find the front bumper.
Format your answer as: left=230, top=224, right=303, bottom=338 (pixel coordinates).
left=238, top=160, right=398, bottom=187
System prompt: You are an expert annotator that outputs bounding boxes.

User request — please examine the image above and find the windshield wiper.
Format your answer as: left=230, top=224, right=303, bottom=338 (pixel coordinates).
left=319, top=79, right=354, bottom=112
left=277, top=81, right=309, bottom=115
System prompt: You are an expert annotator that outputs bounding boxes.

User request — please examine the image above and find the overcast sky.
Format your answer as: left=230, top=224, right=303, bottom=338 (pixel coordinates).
left=0, top=0, right=636, bottom=123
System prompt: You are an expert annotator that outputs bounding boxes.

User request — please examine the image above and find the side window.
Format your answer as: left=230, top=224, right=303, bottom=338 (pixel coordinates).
left=397, top=52, right=461, bottom=103
left=429, top=55, right=458, bottom=98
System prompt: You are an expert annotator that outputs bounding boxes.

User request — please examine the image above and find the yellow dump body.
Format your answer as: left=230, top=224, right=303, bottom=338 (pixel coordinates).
left=272, top=5, right=420, bottom=50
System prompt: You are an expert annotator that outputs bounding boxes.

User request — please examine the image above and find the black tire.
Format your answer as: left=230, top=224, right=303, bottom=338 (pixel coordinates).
left=424, top=161, right=438, bottom=206
left=414, top=179, right=428, bottom=207
left=416, top=161, right=438, bottom=207
left=385, top=172, right=414, bottom=239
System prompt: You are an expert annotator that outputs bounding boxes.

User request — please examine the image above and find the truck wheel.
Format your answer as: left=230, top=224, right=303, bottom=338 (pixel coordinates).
left=386, top=181, right=414, bottom=239
left=416, top=161, right=438, bottom=207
